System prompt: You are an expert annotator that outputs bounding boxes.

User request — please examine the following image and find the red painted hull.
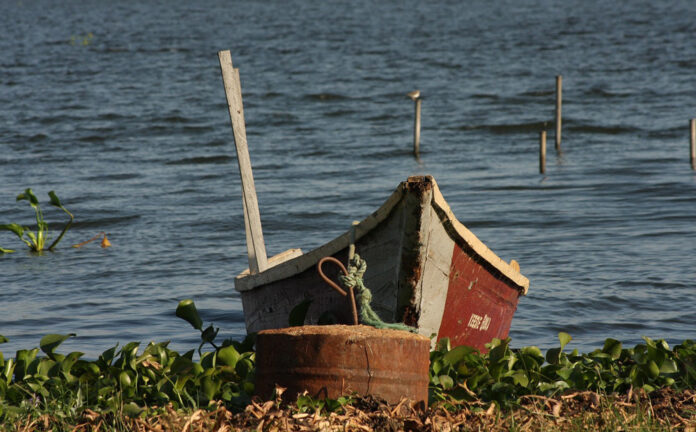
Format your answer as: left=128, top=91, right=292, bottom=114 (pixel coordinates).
left=437, top=245, right=521, bottom=351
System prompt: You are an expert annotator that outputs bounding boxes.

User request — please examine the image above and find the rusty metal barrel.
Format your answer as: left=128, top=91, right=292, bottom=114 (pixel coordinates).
left=255, top=325, right=430, bottom=405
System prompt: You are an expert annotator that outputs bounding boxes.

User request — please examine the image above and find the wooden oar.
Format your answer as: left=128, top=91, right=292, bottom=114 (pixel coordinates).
left=218, top=50, right=268, bottom=274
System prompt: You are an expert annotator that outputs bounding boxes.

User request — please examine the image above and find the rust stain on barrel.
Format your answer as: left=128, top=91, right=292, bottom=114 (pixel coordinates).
left=255, top=325, right=430, bottom=406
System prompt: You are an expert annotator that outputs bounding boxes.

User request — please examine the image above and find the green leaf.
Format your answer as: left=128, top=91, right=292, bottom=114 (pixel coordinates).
left=556, top=367, right=573, bottom=381
left=48, top=191, right=63, bottom=208
left=122, top=402, right=144, bottom=418
left=201, top=325, right=219, bottom=344
left=61, top=352, right=84, bottom=374
left=99, top=344, right=119, bottom=367
left=0, top=335, right=7, bottom=344
left=558, top=332, right=572, bottom=351
left=0, top=224, right=26, bottom=239
left=511, top=370, right=529, bottom=387
left=14, top=348, right=39, bottom=380
left=646, top=360, right=660, bottom=379
left=602, top=338, right=622, bottom=360
left=489, top=338, right=510, bottom=365
left=17, top=188, right=39, bottom=207
left=176, top=299, right=203, bottom=330
left=443, top=345, right=476, bottom=367
left=119, top=371, right=133, bottom=388
left=660, top=359, right=678, bottom=374
left=40, top=333, right=76, bottom=357
left=521, top=346, right=543, bottom=359
left=438, top=375, right=454, bottom=390
left=47, top=192, right=73, bottom=250
left=36, top=358, right=56, bottom=378
left=201, top=376, right=220, bottom=400
left=200, top=351, right=216, bottom=369
left=235, top=358, right=253, bottom=379
left=431, top=359, right=443, bottom=376
left=0, top=246, right=15, bottom=253
left=170, top=356, right=195, bottom=375
left=546, top=347, right=561, bottom=365
left=642, top=336, right=656, bottom=348
left=26, top=231, right=38, bottom=248
left=288, top=299, right=312, bottom=327
left=217, top=345, right=240, bottom=368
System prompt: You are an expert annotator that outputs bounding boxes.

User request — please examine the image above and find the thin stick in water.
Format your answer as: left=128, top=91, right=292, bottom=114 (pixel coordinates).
left=540, top=130, right=547, bottom=174
left=555, top=75, right=562, bottom=152
left=407, top=90, right=421, bottom=157
left=691, top=119, right=695, bottom=170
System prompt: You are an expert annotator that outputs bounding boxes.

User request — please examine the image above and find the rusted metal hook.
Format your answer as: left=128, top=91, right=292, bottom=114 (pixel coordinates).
left=317, top=256, right=359, bottom=325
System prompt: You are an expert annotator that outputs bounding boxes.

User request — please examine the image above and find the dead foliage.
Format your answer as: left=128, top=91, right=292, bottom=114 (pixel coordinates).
left=7, top=388, right=696, bottom=432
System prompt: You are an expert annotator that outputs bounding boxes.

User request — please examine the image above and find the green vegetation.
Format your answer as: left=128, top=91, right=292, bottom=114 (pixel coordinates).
left=0, top=301, right=694, bottom=430
left=0, top=189, right=73, bottom=253
left=429, top=332, right=696, bottom=408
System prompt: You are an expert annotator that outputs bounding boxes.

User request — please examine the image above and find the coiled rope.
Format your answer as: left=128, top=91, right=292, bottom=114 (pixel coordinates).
left=338, top=254, right=417, bottom=333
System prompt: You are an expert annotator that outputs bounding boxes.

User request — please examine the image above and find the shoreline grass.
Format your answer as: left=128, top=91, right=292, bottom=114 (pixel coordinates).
left=2, top=301, right=695, bottom=430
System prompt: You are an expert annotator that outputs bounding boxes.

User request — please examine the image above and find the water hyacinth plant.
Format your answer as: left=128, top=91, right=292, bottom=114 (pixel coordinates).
left=428, top=332, right=696, bottom=409
left=0, top=189, right=73, bottom=253
left=1, top=303, right=696, bottom=429
left=0, top=300, right=257, bottom=424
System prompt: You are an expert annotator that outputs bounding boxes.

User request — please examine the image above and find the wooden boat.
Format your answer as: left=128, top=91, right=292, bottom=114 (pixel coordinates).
left=217, top=53, right=528, bottom=350
left=235, top=175, right=529, bottom=351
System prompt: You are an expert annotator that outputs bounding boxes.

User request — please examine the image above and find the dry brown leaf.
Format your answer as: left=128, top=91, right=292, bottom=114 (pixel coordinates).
left=180, top=410, right=203, bottom=432
left=142, top=359, right=162, bottom=370
left=551, top=402, right=561, bottom=417
left=590, top=392, right=600, bottom=408
left=260, top=401, right=274, bottom=414
left=82, top=409, right=100, bottom=422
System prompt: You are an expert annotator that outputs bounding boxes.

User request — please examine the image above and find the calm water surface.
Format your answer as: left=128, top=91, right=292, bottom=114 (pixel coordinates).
left=1, top=0, right=695, bottom=357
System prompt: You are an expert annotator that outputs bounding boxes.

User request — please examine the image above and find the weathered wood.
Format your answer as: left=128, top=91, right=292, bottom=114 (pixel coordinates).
left=349, top=220, right=359, bottom=261
left=235, top=186, right=406, bottom=292
left=428, top=177, right=529, bottom=293
left=540, top=130, right=547, bottom=174
left=218, top=50, right=268, bottom=273
left=555, top=75, right=562, bottom=152
left=413, top=98, right=422, bottom=157
left=690, top=119, right=695, bottom=170
left=236, top=176, right=530, bottom=350
left=237, top=249, right=303, bottom=278
left=414, top=197, right=452, bottom=343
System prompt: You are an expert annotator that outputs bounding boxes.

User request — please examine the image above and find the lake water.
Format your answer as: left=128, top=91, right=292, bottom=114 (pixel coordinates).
left=1, top=0, right=695, bottom=358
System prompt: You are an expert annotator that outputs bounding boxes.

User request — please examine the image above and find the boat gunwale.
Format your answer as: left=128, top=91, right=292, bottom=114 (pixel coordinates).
left=234, top=176, right=529, bottom=295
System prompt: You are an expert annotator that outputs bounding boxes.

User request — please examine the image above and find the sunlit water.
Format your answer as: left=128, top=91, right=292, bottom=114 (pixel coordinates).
left=1, top=0, right=695, bottom=358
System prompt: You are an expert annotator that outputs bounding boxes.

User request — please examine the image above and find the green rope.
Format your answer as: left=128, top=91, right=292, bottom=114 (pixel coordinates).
left=339, top=254, right=418, bottom=333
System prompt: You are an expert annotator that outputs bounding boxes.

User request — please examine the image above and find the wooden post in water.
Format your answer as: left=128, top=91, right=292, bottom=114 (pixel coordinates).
left=691, top=119, right=695, bottom=170
left=540, top=130, right=547, bottom=174
left=408, top=90, right=421, bottom=157
left=218, top=50, right=268, bottom=274
left=555, top=75, right=562, bottom=152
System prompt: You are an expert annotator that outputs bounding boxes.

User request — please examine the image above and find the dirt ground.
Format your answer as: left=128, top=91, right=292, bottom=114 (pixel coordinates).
left=14, top=387, right=696, bottom=432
